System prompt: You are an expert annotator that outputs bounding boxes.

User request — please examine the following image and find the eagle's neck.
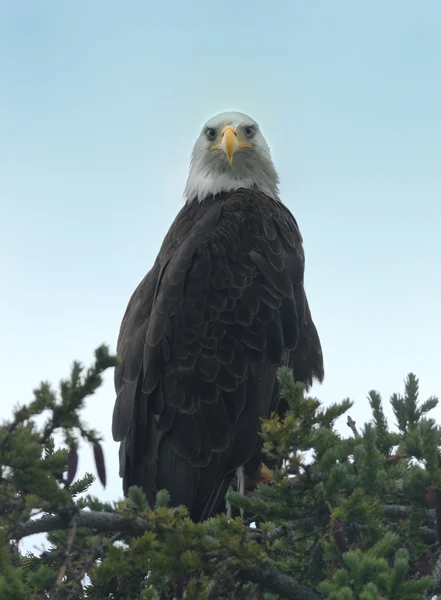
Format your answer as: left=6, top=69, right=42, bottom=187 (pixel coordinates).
left=185, top=173, right=274, bottom=204
left=184, top=157, right=280, bottom=203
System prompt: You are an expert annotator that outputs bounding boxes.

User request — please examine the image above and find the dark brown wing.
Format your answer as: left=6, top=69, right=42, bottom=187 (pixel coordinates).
left=112, top=189, right=323, bottom=520
left=276, top=200, right=324, bottom=388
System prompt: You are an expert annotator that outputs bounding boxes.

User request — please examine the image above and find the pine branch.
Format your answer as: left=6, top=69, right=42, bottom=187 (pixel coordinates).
left=240, top=562, right=322, bottom=600
left=13, top=509, right=150, bottom=540
left=383, top=504, right=435, bottom=522
left=14, top=504, right=436, bottom=543
left=13, top=509, right=323, bottom=600
left=266, top=517, right=320, bottom=542
left=5, top=360, right=440, bottom=598
left=207, top=557, right=323, bottom=600
left=249, top=516, right=324, bottom=545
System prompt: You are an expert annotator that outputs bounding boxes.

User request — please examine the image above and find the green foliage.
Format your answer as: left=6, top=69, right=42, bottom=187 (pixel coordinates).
left=0, top=345, right=118, bottom=600
left=0, top=348, right=440, bottom=599
left=318, top=531, right=432, bottom=599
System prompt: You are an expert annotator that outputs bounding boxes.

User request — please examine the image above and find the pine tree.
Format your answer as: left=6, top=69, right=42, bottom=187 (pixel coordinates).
left=1, top=346, right=440, bottom=599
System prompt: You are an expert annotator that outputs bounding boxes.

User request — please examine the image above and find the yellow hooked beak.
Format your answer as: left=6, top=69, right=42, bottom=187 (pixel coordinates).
left=211, top=125, right=253, bottom=166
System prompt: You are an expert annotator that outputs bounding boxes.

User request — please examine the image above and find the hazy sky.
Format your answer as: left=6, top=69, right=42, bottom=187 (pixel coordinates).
left=1, top=1, right=440, bottom=551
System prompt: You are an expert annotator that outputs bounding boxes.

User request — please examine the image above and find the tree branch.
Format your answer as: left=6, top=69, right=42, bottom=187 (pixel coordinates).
left=249, top=516, right=322, bottom=546
left=383, top=504, right=435, bottom=522
left=14, top=505, right=435, bottom=542
left=13, top=509, right=150, bottom=541
left=265, top=516, right=322, bottom=542
left=206, top=557, right=323, bottom=600
left=240, top=563, right=322, bottom=600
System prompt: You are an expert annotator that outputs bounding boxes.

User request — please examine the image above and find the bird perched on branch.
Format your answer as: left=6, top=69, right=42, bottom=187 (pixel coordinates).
left=112, top=111, right=324, bottom=521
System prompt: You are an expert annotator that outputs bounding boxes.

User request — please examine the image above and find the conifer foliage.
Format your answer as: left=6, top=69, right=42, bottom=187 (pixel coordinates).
left=1, top=345, right=440, bottom=599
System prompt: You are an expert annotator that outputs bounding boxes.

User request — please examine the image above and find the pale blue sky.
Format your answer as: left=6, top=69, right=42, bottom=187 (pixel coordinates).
left=1, top=1, right=441, bottom=537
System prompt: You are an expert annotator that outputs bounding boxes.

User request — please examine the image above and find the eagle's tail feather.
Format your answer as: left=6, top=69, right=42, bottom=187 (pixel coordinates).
left=193, top=470, right=236, bottom=522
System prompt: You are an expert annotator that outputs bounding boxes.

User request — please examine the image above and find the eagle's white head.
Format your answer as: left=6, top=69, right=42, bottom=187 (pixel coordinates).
left=184, top=111, right=280, bottom=203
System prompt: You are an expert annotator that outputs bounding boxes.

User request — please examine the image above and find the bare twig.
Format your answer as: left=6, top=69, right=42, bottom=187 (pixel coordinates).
left=79, top=531, right=121, bottom=582
left=205, top=577, right=220, bottom=599
left=435, top=488, right=441, bottom=543
left=52, top=515, right=78, bottom=598
left=331, top=519, right=348, bottom=553
left=424, top=548, right=441, bottom=600
left=346, top=416, right=360, bottom=438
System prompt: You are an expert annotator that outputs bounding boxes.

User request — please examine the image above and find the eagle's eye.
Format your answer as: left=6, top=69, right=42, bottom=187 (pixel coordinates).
left=205, top=127, right=217, bottom=141
left=244, top=125, right=256, bottom=139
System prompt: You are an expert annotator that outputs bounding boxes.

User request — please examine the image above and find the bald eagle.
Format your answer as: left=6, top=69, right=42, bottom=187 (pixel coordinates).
left=112, top=111, right=324, bottom=522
